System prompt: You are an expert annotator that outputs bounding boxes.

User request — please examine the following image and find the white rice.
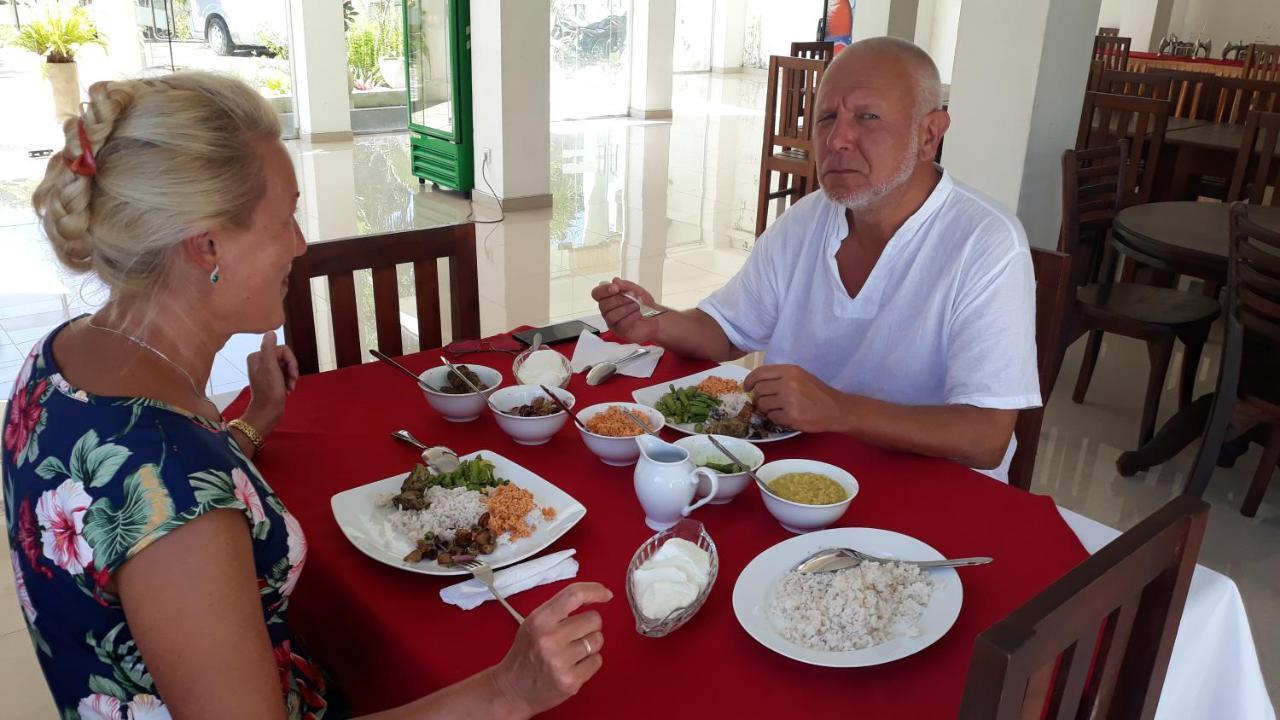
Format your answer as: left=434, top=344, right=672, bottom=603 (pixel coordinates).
left=384, top=486, right=488, bottom=541
left=717, top=391, right=752, bottom=417
left=770, top=561, right=933, bottom=651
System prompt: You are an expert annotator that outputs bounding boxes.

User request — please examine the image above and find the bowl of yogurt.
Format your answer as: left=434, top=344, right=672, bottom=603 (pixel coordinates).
left=625, top=518, right=718, bottom=638
left=512, top=346, right=573, bottom=389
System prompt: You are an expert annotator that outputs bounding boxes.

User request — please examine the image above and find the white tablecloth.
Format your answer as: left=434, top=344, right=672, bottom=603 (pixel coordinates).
left=1059, top=508, right=1275, bottom=720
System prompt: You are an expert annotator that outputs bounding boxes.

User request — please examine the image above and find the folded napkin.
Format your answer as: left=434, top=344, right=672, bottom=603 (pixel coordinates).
left=570, top=331, right=664, bottom=378
left=439, top=549, right=579, bottom=611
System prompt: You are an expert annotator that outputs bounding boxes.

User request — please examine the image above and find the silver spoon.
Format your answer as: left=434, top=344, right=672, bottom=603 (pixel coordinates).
left=585, top=347, right=651, bottom=386
left=539, top=384, right=588, bottom=431
left=706, top=435, right=765, bottom=484
left=619, top=407, right=659, bottom=436
left=370, top=349, right=433, bottom=391
left=392, top=429, right=429, bottom=449
left=439, top=356, right=501, bottom=413
left=794, top=547, right=993, bottom=574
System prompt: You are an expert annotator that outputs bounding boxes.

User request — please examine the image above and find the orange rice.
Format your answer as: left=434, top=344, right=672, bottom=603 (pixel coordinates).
left=541, top=506, right=557, bottom=520
left=585, top=406, right=654, bottom=436
left=486, top=484, right=537, bottom=540
left=696, top=376, right=743, bottom=396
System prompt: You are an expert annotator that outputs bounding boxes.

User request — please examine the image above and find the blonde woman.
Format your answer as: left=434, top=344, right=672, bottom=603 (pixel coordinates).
left=3, top=72, right=609, bottom=720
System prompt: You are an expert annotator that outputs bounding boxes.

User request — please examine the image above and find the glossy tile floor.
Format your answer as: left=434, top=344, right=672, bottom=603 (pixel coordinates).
left=1, top=72, right=1276, bottom=715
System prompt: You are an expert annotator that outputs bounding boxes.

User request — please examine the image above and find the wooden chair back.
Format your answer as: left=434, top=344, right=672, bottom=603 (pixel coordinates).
left=1076, top=93, right=1169, bottom=207
left=283, top=224, right=481, bottom=375
left=1146, top=69, right=1217, bottom=119
left=1093, top=34, right=1131, bottom=72
left=1009, top=248, right=1072, bottom=491
left=1097, top=69, right=1171, bottom=100
left=762, top=55, right=827, bottom=158
left=1229, top=202, right=1280, bottom=344
left=1205, top=76, right=1280, bottom=124
left=1227, top=111, right=1280, bottom=205
left=1243, top=43, right=1280, bottom=82
left=1098, top=26, right=1120, bottom=37
left=1060, top=143, right=1127, bottom=291
left=790, top=41, right=835, bottom=64
left=959, top=495, right=1209, bottom=720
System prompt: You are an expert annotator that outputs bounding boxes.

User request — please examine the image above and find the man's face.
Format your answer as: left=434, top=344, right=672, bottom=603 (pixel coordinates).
left=813, top=52, right=923, bottom=211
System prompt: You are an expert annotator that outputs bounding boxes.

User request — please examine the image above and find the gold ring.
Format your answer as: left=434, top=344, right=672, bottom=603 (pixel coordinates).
left=582, top=637, right=592, bottom=655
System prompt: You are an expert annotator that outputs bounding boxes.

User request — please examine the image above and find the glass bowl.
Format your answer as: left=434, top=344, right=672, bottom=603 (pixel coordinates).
left=625, top=518, right=719, bottom=638
left=511, top=346, right=573, bottom=389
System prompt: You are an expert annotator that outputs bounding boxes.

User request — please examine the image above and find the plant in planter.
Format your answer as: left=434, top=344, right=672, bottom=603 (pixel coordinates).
left=16, top=2, right=106, bottom=122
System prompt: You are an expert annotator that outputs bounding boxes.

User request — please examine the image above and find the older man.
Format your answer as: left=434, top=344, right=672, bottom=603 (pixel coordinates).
left=592, top=37, right=1038, bottom=481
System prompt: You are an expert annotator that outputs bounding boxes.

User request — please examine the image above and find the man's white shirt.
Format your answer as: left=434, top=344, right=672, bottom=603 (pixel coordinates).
left=698, top=170, right=1040, bottom=482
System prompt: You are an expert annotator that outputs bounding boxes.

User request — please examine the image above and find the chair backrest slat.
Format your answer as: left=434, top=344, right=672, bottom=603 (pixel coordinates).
left=764, top=55, right=827, bottom=153
left=1093, top=35, right=1131, bottom=73
left=1098, top=69, right=1171, bottom=100
left=1228, top=111, right=1280, bottom=205
left=1061, top=142, right=1128, bottom=291
left=789, top=41, right=834, bottom=64
left=284, top=223, right=481, bottom=374
left=1077, top=92, right=1170, bottom=207
left=959, top=495, right=1209, bottom=720
left=1098, top=26, right=1120, bottom=37
left=1244, top=43, right=1280, bottom=82
left=1231, top=204, right=1280, bottom=344
left=1008, top=247, right=1072, bottom=490
left=1145, top=69, right=1217, bottom=119
left=1205, top=77, right=1280, bottom=124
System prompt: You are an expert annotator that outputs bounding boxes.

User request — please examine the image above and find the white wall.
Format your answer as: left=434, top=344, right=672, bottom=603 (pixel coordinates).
left=930, top=0, right=961, bottom=84
left=1171, top=0, right=1279, bottom=45
left=915, top=0, right=937, bottom=48
left=1097, top=0, right=1125, bottom=29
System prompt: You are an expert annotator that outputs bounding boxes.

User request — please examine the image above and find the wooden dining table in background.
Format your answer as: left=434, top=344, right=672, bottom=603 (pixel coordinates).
left=1164, top=121, right=1280, bottom=200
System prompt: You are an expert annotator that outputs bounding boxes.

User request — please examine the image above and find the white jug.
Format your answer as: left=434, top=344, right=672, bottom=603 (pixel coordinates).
left=634, top=434, right=719, bottom=531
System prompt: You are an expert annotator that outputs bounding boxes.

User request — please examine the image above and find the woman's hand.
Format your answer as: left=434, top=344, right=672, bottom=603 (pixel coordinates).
left=242, top=332, right=298, bottom=437
left=490, top=583, right=612, bottom=718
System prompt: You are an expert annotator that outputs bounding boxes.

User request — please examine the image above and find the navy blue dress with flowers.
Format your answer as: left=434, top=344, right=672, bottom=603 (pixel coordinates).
left=3, top=323, right=330, bottom=719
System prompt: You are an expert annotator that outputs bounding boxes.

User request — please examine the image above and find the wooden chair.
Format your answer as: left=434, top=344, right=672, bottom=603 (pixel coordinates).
left=1098, top=26, right=1120, bottom=37
left=789, top=41, right=834, bottom=64
left=1093, top=34, right=1131, bottom=73
left=959, top=494, right=1209, bottom=720
left=1243, top=43, right=1280, bottom=82
left=1145, top=69, right=1217, bottom=119
left=1205, top=76, right=1280, bottom=125
left=1076, top=92, right=1171, bottom=207
left=1097, top=69, right=1171, bottom=100
left=1227, top=110, right=1280, bottom=205
left=755, top=55, right=827, bottom=237
left=1009, top=248, right=1072, bottom=491
left=1060, top=144, right=1221, bottom=446
left=283, top=224, right=481, bottom=375
left=1185, top=204, right=1280, bottom=516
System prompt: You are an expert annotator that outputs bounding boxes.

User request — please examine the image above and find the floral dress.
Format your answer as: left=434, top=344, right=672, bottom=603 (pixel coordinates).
left=3, top=323, right=331, bottom=719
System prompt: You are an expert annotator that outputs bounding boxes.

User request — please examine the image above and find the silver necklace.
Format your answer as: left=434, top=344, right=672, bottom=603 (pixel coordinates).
left=85, top=316, right=217, bottom=412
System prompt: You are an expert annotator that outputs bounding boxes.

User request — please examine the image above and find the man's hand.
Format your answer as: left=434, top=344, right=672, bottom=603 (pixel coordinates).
left=744, top=364, right=844, bottom=434
left=591, top=278, right=662, bottom=344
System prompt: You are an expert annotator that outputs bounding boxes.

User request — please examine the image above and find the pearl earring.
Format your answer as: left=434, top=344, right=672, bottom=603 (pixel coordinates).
left=210, top=265, right=220, bottom=284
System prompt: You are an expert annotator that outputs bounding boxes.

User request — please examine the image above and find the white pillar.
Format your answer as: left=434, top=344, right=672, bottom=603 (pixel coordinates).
left=851, top=0, right=919, bottom=43
left=288, top=0, right=353, bottom=141
left=471, top=0, right=551, bottom=208
left=711, top=0, right=747, bottom=73
left=914, top=0, right=936, bottom=49
left=1122, top=0, right=1175, bottom=53
left=628, top=0, right=677, bottom=119
left=945, top=0, right=1104, bottom=249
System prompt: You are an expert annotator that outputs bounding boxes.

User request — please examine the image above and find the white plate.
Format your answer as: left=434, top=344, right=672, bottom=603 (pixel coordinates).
left=630, top=365, right=801, bottom=443
left=732, top=527, right=963, bottom=667
left=330, top=450, right=587, bottom=576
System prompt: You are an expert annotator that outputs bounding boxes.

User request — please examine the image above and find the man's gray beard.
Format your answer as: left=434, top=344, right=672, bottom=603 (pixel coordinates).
left=822, top=133, right=921, bottom=211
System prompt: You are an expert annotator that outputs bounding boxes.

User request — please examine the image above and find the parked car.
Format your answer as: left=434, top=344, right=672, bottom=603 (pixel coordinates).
left=185, top=0, right=287, bottom=56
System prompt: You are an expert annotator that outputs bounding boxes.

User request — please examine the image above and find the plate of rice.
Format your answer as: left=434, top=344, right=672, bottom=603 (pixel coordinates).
left=732, top=527, right=963, bottom=667
left=330, top=450, right=587, bottom=576
left=631, top=365, right=800, bottom=443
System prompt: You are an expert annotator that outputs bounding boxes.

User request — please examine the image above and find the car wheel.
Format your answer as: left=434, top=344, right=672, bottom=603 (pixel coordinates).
left=207, top=17, right=234, bottom=56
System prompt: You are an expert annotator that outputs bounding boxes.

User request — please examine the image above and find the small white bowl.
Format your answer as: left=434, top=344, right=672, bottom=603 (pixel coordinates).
left=417, top=364, right=503, bottom=422
left=675, top=435, right=765, bottom=505
left=488, top=385, right=576, bottom=446
left=754, top=459, right=858, bottom=534
left=575, top=402, right=667, bottom=466
left=512, top=347, right=573, bottom=389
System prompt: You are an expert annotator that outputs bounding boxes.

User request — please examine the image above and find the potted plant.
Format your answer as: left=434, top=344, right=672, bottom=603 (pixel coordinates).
left=17, top=2, right=106, bottom=122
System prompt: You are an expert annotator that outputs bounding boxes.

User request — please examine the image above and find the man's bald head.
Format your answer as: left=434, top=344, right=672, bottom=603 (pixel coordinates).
left=823, top=37, right=944, bottom=121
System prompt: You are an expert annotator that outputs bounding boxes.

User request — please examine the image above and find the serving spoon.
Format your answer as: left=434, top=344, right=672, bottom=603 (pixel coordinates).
left=794, top=548, right=993, bottom=574
left=585, top=347, right=651, bottom=386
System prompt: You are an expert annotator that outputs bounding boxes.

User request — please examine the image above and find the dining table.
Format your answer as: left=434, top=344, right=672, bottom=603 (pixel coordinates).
left=223, top=331, right=1272, bottom=719
left=1164, top=121, right=1280, bottom=201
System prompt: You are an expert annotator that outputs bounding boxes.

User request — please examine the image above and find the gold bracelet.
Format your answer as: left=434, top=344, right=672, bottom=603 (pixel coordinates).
left=227, top=418, right=266, bottom=453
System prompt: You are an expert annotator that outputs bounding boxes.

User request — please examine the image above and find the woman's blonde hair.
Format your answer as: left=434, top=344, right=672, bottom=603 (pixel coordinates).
left=32, top=71, right=281, bottom=293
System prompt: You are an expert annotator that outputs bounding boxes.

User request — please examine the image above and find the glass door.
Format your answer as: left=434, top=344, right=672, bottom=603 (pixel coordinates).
left=406, top=0, right=456, bottom=139
left=550, top=0, right=631, bottom=120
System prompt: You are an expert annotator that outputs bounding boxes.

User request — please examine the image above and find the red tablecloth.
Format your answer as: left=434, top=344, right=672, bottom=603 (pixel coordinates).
left=229, top=336, right=1089, bottom=718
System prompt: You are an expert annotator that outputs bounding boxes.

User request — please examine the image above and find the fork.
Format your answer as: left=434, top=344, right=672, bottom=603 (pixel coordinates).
left=459, top=559, right=525, bottom=624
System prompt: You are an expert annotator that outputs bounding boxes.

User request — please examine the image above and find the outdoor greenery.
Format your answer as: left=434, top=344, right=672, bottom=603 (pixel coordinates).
left=16, top=2, right=105, bottom=63
left=346, top=2, right=402, bottom=90
left=258, top=29, right=289, bottom=60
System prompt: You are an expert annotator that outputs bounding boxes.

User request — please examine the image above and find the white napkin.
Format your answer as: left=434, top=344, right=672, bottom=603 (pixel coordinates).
left=570, top=331, right=664, bottom=378
left=439, top=549, right=579, bottom=611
